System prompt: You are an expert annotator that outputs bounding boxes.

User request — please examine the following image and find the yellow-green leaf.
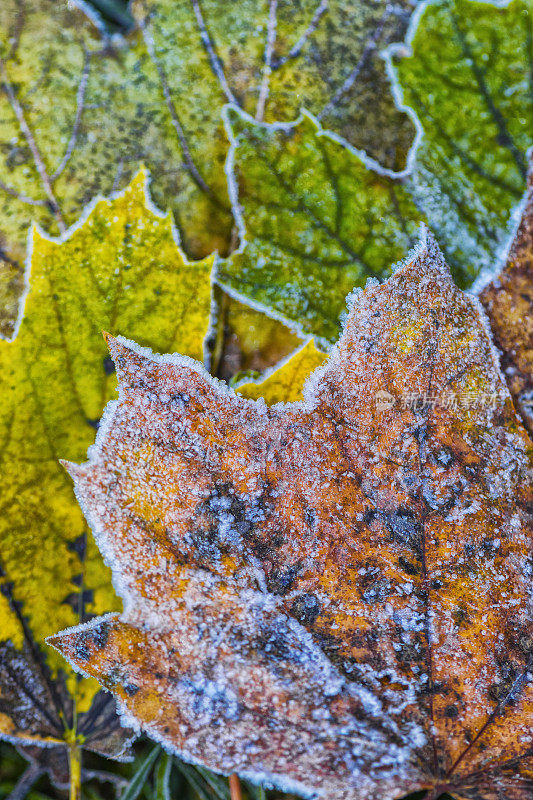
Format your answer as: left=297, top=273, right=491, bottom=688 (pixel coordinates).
left=0, top=170, right=213, bottom=754
left=393, top=0, right=533, bottom=284
left=0, top=0, right=231, bottom=335
left=237, top=339, right=327, bottom=404
left=219, top=108, right=425, bottom=343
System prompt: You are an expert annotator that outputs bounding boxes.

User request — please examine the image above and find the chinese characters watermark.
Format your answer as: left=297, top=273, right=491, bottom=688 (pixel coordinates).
left=374, top=389, right=503, bottom=412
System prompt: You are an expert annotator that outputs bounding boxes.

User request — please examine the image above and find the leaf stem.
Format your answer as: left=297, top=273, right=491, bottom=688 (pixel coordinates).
left=228, top=774, right=242, bottom=800
left=68, top=741, right=82, bottom=800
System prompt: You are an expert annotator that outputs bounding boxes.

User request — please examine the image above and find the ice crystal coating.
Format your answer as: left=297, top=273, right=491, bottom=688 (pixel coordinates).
left=51, top=231, right=533, bottom=800
left=481, top=153, right=533, bottom=436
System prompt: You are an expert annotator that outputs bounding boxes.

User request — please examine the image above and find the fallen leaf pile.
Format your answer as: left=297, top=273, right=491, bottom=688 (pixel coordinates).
left=51, top=230, right=532, bottom=800
left=0, top=0, right=416, bottom=334
left=1, top=0, right=531, bottom=342
left=0, top=1, right=531, bottom=797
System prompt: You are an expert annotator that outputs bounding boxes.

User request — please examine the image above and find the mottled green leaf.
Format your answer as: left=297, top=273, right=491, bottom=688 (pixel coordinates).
left=392, top=0, right=533, bottom=284
left=219, top=0, right=533, bottom=336
left=218, top=107, right=425, bottom=343
left=0, top=172, right=213, bottom=755
left=132, top=0, right=416, bottom=170
left=0, top=0, right=420, bottom=336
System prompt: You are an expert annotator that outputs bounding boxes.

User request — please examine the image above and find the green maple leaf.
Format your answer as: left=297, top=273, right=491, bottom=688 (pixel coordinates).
left=217, top=0, right=532, bottom=340
left=218, top=107, right=425, bottom=343
left=0, top=171, right=213, bottom=760
left=392, top=0, right=533, bottom=283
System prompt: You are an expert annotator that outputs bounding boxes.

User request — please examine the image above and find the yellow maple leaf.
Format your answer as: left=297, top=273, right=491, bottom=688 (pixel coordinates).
left=238, top=339, right=328, bottom=404
left=0, top=170, right=213, bottom=754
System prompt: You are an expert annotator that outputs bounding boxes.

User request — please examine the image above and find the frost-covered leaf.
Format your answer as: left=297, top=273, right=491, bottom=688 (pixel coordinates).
left=393, top=0, right=533, bottom=284
left=0, top=172, right=213, bottom=757
left=218, top=108, right=424, bottom=342
left=0, top=0, right=418, bottom=337
left=51, top=231, right=532, bottom=800
left=480, top=153, right=533, bottom=435
left=131, top=0, right=416, bottom=172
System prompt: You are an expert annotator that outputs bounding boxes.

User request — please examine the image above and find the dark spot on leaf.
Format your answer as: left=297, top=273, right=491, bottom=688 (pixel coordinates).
left=453, top=606, right=469, bottom=627
left=103, top=356, right=115, bottom=375
left=267, top=565, right=299, bottom=596
left=91, top=622, right=110, bottom=650
left=291, top=593, right=321, bottom=625
left=398, top=644, right=420, bottom=664
left=398, top=555, right=421, bottom=576
left=123, top=683, right=139, bottom=696
left=397, top=636, right=425, bottom=666
left=0, top=580, right=14, bottom=599
left=445, top=704, right=458, bottom=719
left=68, top=533, right=87, bottom=560
left=362, top=578, right=392, bottom=604
left=169, top=392, right=190, bottom=411
left=255, top=619, right=292, bottom=662
left=413, top=423, right=428, bottom=445
left=304, top=508, right=317, bottom=528
left=381, top=507, right=422, bottom=558
left=489, top=661, right=518, bottom=702
left=74, top=643, right=90, bottom=661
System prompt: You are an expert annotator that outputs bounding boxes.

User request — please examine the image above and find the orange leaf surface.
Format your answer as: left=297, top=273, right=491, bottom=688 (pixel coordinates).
left=50, top=231, right=533, bottom=800
left=480, top=155, right=533, bottom=436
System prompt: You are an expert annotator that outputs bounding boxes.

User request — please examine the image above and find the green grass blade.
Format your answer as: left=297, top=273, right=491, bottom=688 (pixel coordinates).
left=175, top=762, right=218, bottom=800
left=121, top=746, right=161, bottom=800
left=195, top=767, right=231, bottom=800
left=154, top=753, right=172, bottom=800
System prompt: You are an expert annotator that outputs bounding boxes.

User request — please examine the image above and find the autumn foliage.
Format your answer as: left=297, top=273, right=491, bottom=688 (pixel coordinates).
left=51, top=231, right=533, bottom=800
left=0, top=2, right=532, bottom=799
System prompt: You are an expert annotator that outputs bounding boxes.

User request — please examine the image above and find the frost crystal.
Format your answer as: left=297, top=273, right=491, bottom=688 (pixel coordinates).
left=50, top=233, right=533, bottom=800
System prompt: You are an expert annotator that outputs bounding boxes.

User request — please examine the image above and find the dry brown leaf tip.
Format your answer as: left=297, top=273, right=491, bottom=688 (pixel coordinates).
left=50, top=229, right=532, bottom=800
left=480, top=153, right=533, bottom=436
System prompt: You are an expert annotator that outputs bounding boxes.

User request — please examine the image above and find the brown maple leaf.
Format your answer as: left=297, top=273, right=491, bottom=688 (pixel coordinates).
left=480, top=153, right=533, bottom=436
left=50, top=231, right=533, bottom=800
